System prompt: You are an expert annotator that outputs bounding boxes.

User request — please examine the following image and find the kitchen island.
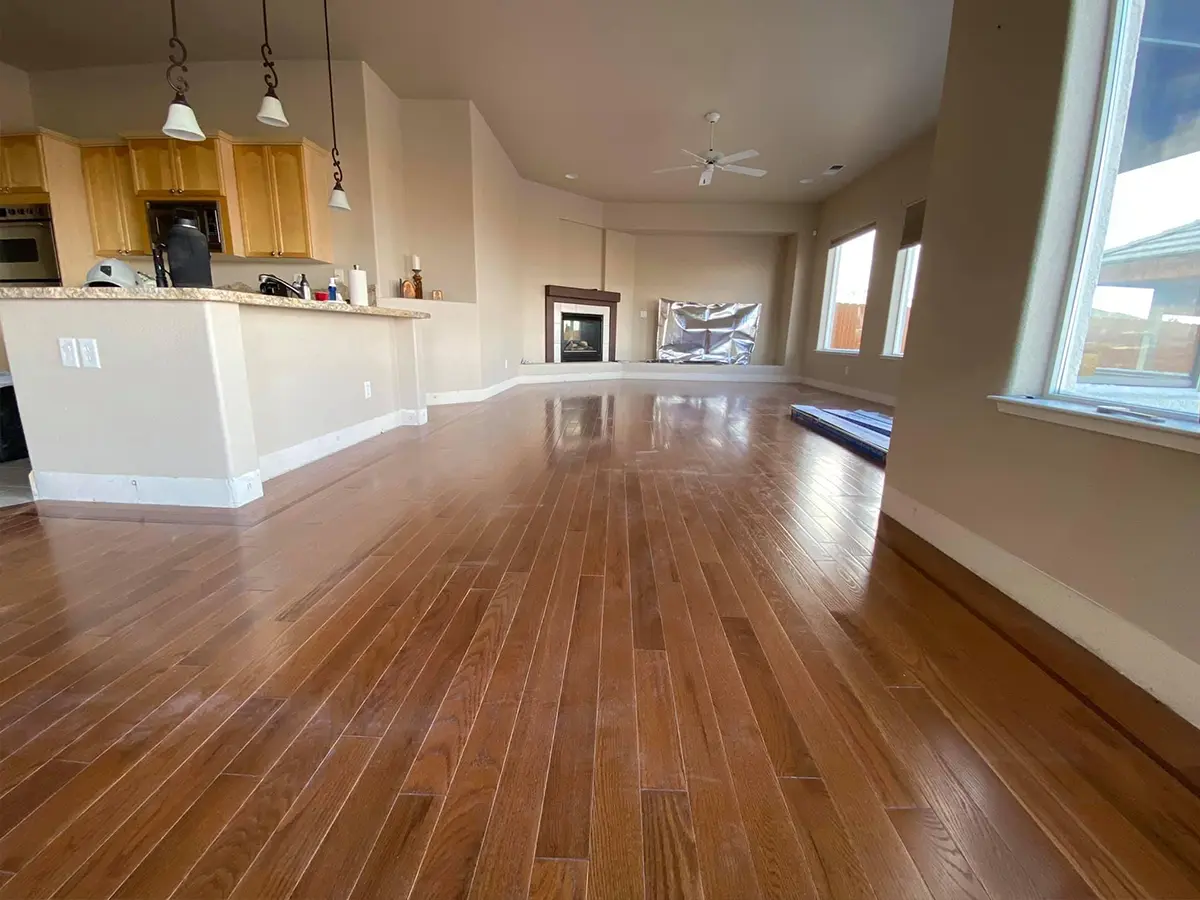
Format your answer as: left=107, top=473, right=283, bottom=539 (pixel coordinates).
left=0, top=287, right=430, bottom=507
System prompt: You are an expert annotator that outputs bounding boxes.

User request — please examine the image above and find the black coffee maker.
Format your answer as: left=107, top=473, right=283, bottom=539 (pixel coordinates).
left=165, top=209, right=213, bottom=287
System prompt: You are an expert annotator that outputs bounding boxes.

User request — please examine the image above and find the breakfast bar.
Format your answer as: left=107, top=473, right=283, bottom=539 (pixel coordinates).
left=0, top=287, right=430, bottom=507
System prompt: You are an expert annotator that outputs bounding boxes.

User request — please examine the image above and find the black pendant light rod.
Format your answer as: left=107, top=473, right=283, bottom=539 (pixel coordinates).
left=260, top=0, right=278, bottom=91
left=166, top=0, right=190, bottom=95
left=324, top=0, right=344, bottom=189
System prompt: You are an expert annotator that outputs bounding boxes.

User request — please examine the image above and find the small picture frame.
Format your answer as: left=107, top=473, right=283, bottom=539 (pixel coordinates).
left=431, top=289, right=444, bottom=301
left=400, top=279, right=416, bottom=299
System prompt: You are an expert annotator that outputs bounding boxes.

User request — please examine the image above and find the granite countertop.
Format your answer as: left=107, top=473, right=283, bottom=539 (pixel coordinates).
left=0, top=287, right=431, bottom=320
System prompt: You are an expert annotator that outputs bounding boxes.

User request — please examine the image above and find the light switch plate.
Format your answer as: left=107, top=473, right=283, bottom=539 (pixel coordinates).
left=640, top=310, right=648, bottom=319
left=58, top=337, right=80, bottom=368
left=79, top=338, right=101, bottom=369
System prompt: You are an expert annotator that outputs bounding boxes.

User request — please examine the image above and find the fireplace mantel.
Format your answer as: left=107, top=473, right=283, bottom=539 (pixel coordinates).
left=545, top=285, right=620, bottom=363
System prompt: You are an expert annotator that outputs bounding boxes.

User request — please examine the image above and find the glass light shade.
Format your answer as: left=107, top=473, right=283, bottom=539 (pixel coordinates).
left=256, top=88, right=289, bottom=128
left=328, top=183, right=351, bottom=211
left=163, top=94, right=206, bottom=141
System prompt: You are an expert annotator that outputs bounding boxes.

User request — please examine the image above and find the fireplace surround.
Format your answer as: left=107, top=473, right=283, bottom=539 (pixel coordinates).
left=545, top=285, right=620, bottom=363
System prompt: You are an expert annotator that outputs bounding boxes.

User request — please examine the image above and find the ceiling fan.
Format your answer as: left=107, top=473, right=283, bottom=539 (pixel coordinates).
left=653, top=111, right=767, bottom=187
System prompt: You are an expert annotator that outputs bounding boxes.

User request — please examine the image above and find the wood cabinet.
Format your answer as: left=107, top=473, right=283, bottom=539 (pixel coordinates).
left=80, top=144, right=149, bottom=257
left=232, top=141, right=331, bottom=262
left=0, top=133, right=47, bottom=193
left=128, top=135, right=224, bottom=195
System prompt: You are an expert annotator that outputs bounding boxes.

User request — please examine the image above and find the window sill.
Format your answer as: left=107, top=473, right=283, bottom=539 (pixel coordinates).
left=880, top=352, right=905, bottom=360
left=991, top=395, right=1200, bottom=456
left=814, top=348, right=860, bottom=356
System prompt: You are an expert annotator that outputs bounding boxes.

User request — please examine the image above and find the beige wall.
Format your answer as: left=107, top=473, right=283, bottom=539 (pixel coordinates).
left=240, top=306, right=416, bottom=459
left=29, top=61, right=375, bottom=286
left=604, top=201, right=811, bottom=235
left=519, top=180, right=605, bottom=363
left=557, top=220, right=605, bottom=290
left=397, top=100, right=477, bottom=306
left=800, top=130, right=935, bottom=400
left=0, top=299, right=248, bottom=479
left=603, top=230, right=637, bottom=359
left=381, top=297, right=481, bottom=396
left=632, top=233, right=789, bottom=364
left=0, top=60, right=34, bottom=131
left=887, top=0, right=1200, bottom=672
left=470, top=104, right=525, bottom=386
left=363, top=66, right=407, bottom=297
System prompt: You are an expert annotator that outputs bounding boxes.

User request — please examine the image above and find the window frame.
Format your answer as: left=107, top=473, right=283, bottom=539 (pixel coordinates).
left=816, top=225, right=877, bottom=355
left=1046, top=0, right=1200, bottom=421
left=883, top=243, right=921, bottom=358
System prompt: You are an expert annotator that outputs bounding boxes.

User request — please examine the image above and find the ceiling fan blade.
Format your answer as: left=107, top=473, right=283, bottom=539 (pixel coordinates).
left=653, top=164, right=700, bottom=174
left=719, top=149, right=759, bottom=164
left=720, top=164, right=768, bottom=177
left=682, top=148, right=709, bottom=163
left=699, top=165, right=715, bottom=187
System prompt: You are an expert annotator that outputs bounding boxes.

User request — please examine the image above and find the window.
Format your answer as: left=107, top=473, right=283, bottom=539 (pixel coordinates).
left=1052, top=0, right=1200, bottom=420
left=884, top=200, right=926, bottom=357
left=817, top=228, right=876, bottom=353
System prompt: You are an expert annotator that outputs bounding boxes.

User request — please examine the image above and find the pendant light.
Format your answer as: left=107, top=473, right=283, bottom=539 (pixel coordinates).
left=324, top=0, right=350, bottom=210
left=161, top=0, right=206, bottom=141
left=255, top=0, right=288, bottom=127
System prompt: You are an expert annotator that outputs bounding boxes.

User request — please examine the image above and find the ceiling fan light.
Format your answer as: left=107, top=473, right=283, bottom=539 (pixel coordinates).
left=328, top=183, right=351, bottom=211
left=163, top=93, right=206, bottom=141
left=256, top=87, right=289, bottom=127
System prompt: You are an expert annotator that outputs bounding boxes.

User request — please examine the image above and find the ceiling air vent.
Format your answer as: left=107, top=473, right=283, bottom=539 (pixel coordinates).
left=823, top=164, right=845, bottom=176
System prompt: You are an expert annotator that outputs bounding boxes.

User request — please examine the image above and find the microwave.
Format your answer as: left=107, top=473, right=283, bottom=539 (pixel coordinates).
left=146, top=200, right=225, bottom=254
left=0, top=205, right=60, bottom=284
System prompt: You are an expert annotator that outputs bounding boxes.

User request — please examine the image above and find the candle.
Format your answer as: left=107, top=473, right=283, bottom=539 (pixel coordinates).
left=411, top=255, right=421, bottom=271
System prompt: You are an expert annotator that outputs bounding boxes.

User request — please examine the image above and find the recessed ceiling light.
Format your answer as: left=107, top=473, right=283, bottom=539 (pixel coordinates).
left=565, top=173, right=579, bottom=180
left=799, top=178, right=815, bottom=184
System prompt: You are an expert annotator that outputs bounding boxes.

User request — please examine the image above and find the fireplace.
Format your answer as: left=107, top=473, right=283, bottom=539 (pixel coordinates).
left=561, top=313, right=604, bottom=362
left=545, top=285, right=621, bottom=363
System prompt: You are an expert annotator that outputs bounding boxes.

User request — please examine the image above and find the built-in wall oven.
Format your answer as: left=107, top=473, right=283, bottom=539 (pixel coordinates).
left=0, top=205, right=60, bottom=285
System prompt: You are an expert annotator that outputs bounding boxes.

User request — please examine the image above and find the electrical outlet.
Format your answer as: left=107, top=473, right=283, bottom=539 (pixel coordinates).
left=363, top=380, right=372, bottom=399
left=844, top=365, right=850, bottom=376
left=79, top=338, right=101, bottom=369
left=58, top=337, right=80, bottom=368
left=334, top=268, right=346, bottom=283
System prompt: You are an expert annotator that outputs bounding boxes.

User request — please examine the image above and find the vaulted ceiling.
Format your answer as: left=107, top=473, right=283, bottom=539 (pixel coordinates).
left=0, top=0, right=953, bottom=202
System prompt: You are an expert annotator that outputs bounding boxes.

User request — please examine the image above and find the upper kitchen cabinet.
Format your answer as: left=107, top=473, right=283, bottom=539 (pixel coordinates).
left=0, top=133, right=48, bottom=194
left=127, top=133, right=230, bottom=196
left=80, top=144, right=149, bottom=257
left=232, top=140, right=332, bottom=262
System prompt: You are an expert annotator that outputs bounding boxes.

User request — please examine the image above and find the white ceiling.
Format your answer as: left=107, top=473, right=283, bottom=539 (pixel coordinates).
left=0, top=0, right=953, bottom=203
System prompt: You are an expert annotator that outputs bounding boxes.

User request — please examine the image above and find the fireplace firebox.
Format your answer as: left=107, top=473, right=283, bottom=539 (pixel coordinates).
left=561, top=313, right=604, bottom=362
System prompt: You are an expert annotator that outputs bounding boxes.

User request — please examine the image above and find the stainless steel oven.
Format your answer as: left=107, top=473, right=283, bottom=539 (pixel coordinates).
left=0, top=205, right=59, bottom=284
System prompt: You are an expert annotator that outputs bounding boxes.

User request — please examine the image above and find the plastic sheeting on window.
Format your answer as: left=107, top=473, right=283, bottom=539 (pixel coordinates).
left=655, top=299, right=762, bottom=365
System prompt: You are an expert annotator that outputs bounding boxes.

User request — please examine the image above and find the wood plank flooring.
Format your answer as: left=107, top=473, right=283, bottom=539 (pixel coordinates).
left=0, top=381, right=1198, bottom=899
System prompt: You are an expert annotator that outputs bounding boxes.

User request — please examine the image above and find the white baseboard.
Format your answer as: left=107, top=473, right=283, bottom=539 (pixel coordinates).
left=33, top=470, right=264, bottom=508
left=882, top=485, right=1200, bottom=729
left=797, top=376, right=897, bottom=407
left=258, top=408, right=427, bottom=481
left=427, top=377, right=519, bottom=406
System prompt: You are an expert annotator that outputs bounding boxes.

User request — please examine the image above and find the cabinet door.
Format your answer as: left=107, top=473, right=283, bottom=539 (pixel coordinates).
left=174, top=139, right=221, bottom=193
left=270, top=146, right=312, bottom=258
left=129, top=139, right=176, bottom=193
left=232, top=144, right=280, bottom=257
left=1, top=135, right=46, bottom=192
left=81, top=146, right=127, bottom=255
left=114, top=147, right=150, bottom=254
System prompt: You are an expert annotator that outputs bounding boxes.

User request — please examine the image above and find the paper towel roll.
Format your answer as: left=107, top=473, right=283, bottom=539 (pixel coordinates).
left=349, top=267, right=369, bottom=306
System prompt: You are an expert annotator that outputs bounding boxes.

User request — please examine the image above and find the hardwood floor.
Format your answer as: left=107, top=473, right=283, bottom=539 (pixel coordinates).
left=0, top=380, right=1197, bottom=899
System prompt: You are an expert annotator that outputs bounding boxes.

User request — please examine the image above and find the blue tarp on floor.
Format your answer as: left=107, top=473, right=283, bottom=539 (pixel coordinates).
left=789, top=405, right=892, bottom=464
